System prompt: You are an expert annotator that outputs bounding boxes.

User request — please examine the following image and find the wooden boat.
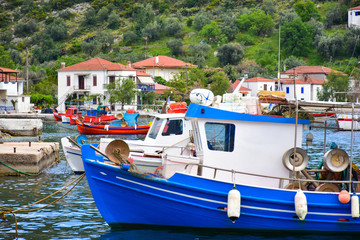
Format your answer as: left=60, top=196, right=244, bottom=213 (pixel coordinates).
left=63, top=112, right=192, bottom=173
left=52, top=109, right=64, bottom=121
left=75, top=110, right=150, bottom=135
left=81, top=89, right=360, bottom=233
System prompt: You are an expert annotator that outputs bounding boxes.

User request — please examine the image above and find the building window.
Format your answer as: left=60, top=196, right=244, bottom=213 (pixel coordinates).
left=301, top=87, right=304, bottom=94
left=93, top=97, right=97, bottom=104
left=93, top=75, right=97, bottom=86
left=286, top=87, right=290, bottom=94
left=109, top=76, right=115, bottom=83
left=67, top=76, right=70, bottom=86
left=205, top=122, right=235, bottom=152
left=264, top=84, right=267, bottom=90
left=22, top=97, right=24, bottom=102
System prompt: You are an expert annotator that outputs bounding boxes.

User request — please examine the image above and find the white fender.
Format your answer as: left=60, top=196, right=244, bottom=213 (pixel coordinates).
left=294, top=189, right=307, bottom=220
left=351, top=195, right=359, bottom=219
left=104, top=125, right=109, bottom=131
left=227, top=187, right=241, bottom=223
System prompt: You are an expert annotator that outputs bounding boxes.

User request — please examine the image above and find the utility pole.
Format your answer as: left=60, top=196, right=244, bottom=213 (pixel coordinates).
left=26, top=48, right=29, bottom=94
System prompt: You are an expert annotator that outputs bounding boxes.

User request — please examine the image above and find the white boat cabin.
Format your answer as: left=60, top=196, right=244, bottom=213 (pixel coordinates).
left=161, top=104, right=311, bottom=188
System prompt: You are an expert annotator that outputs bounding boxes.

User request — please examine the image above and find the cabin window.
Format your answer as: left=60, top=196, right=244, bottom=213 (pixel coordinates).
left=301, top=87, right=304, bottom=94
left=356, top=11, right=360, bottom=16
left=205, top=123, right=235, bottom=152
left=93, top=75, right=97, bottom=86
left=286, top=87, right=289, bottom=94
left=162, top=119, right=183, bottom=136
left=67, top=76, right=70, bottom=86
left=148, top=118, right=164, bottom=139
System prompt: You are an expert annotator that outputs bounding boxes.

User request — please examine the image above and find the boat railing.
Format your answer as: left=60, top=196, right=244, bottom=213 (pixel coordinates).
left=177, top=161, right=360, bottom=188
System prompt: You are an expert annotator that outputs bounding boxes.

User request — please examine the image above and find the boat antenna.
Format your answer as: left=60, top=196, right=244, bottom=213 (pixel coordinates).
left=292, top=68, right=299, bottom=184
left=350, top=103, right=355, bottom=193
left=277, top=25, right=281, bottom=91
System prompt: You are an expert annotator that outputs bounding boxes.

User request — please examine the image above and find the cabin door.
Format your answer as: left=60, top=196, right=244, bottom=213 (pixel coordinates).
left=79, top=76, right=85, bottom=89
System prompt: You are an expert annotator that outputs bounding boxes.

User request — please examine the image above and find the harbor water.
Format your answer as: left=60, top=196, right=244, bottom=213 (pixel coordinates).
left=0, top=119, right=359, bottom=240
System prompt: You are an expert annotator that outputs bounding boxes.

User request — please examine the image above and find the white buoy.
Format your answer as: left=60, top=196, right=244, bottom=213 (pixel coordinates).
left=189, top=89, right=214, bottom=106
left=294, top=189, right=307, bottom=220
left=351, top=194, right=359, bottom=219
left=227, top=186, right=241, bottom=223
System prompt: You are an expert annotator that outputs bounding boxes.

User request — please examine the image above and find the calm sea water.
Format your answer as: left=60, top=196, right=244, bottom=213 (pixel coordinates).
left=0, top=119, right=359, bottom=240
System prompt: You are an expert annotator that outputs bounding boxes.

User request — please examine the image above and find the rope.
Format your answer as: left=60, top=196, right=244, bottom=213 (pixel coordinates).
left=0, top=173, right=85, bottom=238
left=0, top=160, right=39, bottom=176
left=158, top=136, right=191, bottom=154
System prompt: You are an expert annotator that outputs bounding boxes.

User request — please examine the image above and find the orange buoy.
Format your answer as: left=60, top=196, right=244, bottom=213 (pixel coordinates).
left=339, top=190, right=351, bottom=204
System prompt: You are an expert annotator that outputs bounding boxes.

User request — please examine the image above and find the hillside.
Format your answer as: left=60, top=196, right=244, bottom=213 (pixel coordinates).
left=0, top=0, right=358, bottom=102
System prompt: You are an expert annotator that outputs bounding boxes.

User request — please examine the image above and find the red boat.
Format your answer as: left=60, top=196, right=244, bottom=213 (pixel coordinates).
left=309, top=112, right=335, bottom=117
left=72, top=114, right=118, bottom=125
left=75, top=110, right=150, bottom=135
left=75, top=120, right=150, bottom=135
left=53, top=109, right=64, bottom=121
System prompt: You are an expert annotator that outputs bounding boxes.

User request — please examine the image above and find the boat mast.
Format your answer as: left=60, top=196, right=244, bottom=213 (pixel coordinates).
left=277, top=25, right=281, bottom=91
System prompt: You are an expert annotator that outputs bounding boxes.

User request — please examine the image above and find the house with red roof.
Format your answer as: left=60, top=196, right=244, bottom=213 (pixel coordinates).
left=241, top=77, right=277, bottom=97
left=348, top=6, right=360, bottom=28
left=280, top=76, right=325, bottom=101
left=231, top=80, right=251, bottom=97
left=0, top=67, right=30, bottom=113
left=132, top=56, right=196, bottom=82
left=57, top=58, right=155, bottom=112
left=280, top=66, right=341, bottom=81
left=279, top=66, right=345, bottom=101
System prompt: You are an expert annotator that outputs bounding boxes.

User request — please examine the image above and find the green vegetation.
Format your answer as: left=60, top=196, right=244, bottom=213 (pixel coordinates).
left=0, top=0, right=358, bottom=103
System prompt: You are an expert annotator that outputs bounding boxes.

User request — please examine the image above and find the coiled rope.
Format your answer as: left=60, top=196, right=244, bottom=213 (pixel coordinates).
left=0, top=173, right=85, bottom=239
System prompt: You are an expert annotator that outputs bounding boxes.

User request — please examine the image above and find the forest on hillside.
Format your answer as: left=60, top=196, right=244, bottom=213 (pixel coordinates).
left=1, top=0, right=360, bottom=106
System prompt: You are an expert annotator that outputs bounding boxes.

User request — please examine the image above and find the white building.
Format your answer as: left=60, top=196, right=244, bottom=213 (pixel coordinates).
left=0, top=67, right=30, bottom=113
left=57, top=57, right=154, bottom=112
left=348, top=6, right=360, bottom=28
left=280, top=76, right=324, bottom=101
left=242, top=77, right=277, bottom=97
left=132, top=56, right=196, bottom=82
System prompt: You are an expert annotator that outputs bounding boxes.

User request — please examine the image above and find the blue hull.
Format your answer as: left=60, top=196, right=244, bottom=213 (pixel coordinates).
left=82, top=145, right=360, bottom=232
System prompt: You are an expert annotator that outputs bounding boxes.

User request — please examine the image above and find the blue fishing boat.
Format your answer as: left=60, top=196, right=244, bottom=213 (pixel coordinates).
left=82, top=99, right=360, bottom=232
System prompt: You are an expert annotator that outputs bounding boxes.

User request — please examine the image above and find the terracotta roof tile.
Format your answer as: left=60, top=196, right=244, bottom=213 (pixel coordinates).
left=0, top=67, right=20, bottom=73
left=280, top=76, right=324, bottom=85
left=244, top=77, right=276, bottom=83
left=282, top=66, right=342, bottom=75
left=349, top=6, right=360, bottom=10
left=133, top=56, right=196, bottom=69
left=232, top=80, right=252, bottom=92
left=57, top=57, right=136, bottom=72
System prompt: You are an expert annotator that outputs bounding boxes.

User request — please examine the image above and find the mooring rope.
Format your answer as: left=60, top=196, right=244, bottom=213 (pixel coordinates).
left=0, top=173, right=85, bottom=239
left=0, top=160, right=39, bottom=176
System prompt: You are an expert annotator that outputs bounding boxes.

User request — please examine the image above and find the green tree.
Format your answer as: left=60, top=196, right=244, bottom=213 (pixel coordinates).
left=293, top=0, right=321, bottom=22
left=83, top=8, right=97, bottom=26
left=106, top=78, right=136, bottom=110
left=315, top=33, right=343, bottom=59
left=166, top=39, right=183, bottom=56
left=283, top=56, right=306, bottom=70
left=46, top=18, right=68, bottom=41
left=281, top=18, right=313, bottom=57
left=108, top=11, right=120, bottom=30
left=209, top=71, right=230, bottom=96
left=199, top=21, right=221, bottom=43
left=193, top=11, right=212, bottom=31
left=237, top=8, right=274, bottom=36
left=217, top=43, right=245, bottom=66
left=318, top=72, right=349, bottom=102
left=324, top=5, right=348, bottom=29
left=220, top=15, right=238, bottom=41
left=123, top=31, right=138, bottom=45
left=0, top=46, right=15, bottom=69
left=186, top=43, right=211, bottom=68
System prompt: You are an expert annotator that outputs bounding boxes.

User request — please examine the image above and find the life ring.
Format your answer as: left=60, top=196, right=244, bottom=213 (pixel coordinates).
left=315, top=183, right=341, bottom=192
left=323, top=149, right=349, bottom=172
left=282, top=147, right=309, bottom=171
left=116, top=113, right=123, bottom=120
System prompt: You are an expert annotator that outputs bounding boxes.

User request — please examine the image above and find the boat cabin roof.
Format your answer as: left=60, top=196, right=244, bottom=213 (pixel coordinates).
left=185, top=103, right=310, bottom=125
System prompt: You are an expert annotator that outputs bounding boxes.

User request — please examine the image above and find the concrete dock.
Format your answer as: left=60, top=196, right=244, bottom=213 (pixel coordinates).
left=0, top=118, right=43, bottom=136
left=0, top=113, right=55, bottom=121
left=0, top=142, right=60, bottom=176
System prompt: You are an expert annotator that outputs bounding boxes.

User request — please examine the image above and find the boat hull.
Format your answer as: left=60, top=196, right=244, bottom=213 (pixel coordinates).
left=61, top=137, right=84, bottom=173
left=82, top=144, right=360, bottom=232
left=76, top=121, right=150, bottom=135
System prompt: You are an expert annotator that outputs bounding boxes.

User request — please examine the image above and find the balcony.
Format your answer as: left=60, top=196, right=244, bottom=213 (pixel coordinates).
left=73, top=85, right=91, bottom=92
